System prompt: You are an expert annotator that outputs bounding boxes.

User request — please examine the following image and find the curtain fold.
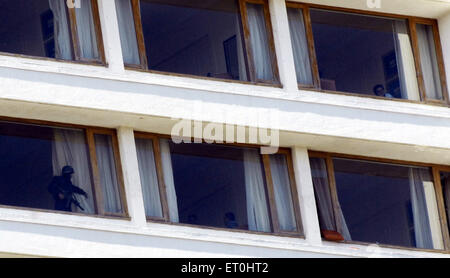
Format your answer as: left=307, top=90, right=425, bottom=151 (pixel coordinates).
left=243, top=149, right=271, bottom=232
left=75, top=0, right=99, bottom=60
left=160, top=139, right=179, bottom=222
left=269, top=154, right=297, bottom=231
left=94, top=134, right=122, bottom=213
left=416, top=24, right=443, bottom=100
left=49, top=0, right=72, bottom=60
left=246, top=3, right=274, bottom=81
left=392, top=20, right=421, bottom=101
left=236, top=13, right=248, bottom=81
left=135, top=138, right=163, bottom=218
left=309, top=158, right=351, bottom=240
left=409, top=168, right=442, bottom=249
left=287, top=8, right=313, bottom=85
left=115, top=0, right=140, bottom=65
left=52, top=128, right=94, bottom=213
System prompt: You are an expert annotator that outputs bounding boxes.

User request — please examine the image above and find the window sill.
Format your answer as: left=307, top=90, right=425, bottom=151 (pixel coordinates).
left=0, top=51, right=107, bottom=68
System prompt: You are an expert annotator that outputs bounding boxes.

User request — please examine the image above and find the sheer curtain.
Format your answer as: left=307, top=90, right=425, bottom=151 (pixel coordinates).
left=416, top=24, right=443, bottom=100
left=236, top=14, right=248, bottom=81
left=160, top=139, right=179, bottom=222
left=49, top=0, right=72, bottom=60
left=52, top=128, right=94, bottom=213
left=243, top=149, right=271, bottom=232
left=75, top=0, right=99, bottom=60
left=94, top=134, right=122, bottom=213
left=309, top=158, right=351, bottom=240
left=409, top=168, right=443, bottom=249
left=392, top=20, right=421, bottom=101
left=115, top=0, right=140, bottom=65
left=246, top=3, right=274, bottom=81
left=135, top=138, right=163, bottom=218
left=287, top=8, right=313, bottom=85
left=269, top=154, right=297, bottom=231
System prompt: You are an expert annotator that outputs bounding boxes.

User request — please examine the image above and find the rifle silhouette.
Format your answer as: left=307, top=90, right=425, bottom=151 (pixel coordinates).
left=58, top=186, right=85, bottom=211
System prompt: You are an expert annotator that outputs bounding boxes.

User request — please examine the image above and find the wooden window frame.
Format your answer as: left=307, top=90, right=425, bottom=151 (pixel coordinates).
left=286, top=2, right=449, bottom=107
left=134, top=131, right=303, bottom=238
left=0, top=0, right=106, bottom=66
left=309, top=150, right=450, bottom=253
left=0, top=116, right=128, bottom=219
left=124, top=0, right=281, bottom=86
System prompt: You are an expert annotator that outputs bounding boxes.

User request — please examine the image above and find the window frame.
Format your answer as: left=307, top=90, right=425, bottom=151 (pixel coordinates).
left=0, top=0, right=106, bottom=66
left=125, top=0, right=281, bottom=86
left=134, top=131, right=303, bottom=238
left=309, top=150, right=450, bottom=253
left=286, top=2, right=449, bottom=106
left=0, top=116, right=128, bottom=219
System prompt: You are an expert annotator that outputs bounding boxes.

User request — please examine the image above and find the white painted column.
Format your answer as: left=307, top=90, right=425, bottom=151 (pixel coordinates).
left=97, top=0, right=125, bottom=72
left=438, top=11, right=450, bottom=100
left=291, top=146, right=322, bottom=245
left=117, top=127, right=146, bottom=226
left=268, top=0, right=299, bottom=92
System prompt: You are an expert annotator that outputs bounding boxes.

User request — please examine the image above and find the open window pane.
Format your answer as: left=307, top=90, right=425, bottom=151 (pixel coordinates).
left=135, top=137, right=163, bottom=218
left=136, top=0, right=248, bottom=81
left=287, top=7, right=313, bottom=86
left=416, top=23, right=443, bottom=101
left=333, top=158, right=443, bottom=250
left=310, top=9, right=420, bottom=100
left=159, top=142, right=272, bottom=232
left=0, top=121, right=94, bottom=214
left=94, top=134, right=123, bottom=214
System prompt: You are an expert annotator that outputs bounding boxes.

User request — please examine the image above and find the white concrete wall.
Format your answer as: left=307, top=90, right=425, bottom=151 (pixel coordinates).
left=0, top=0, right=449, bottom=258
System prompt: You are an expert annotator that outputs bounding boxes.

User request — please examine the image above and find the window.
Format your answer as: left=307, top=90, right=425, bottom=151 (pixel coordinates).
left=0, top=0, right=105, bottom=63
left=287, top=3, right=448, bottom=104
left=309, top=152, right=450, bottom=251
left=134, top=133, right=302, bottom=235
left=0, top=118, right=127, bottom=217
left=114, top=0, right=279, bottom=84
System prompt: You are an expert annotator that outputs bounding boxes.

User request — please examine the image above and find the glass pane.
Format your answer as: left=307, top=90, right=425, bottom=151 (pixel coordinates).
left=0, top=121, right=94, bottom=213
left=139, top=0, right=248, bottom=81
left=135, top=138, right=163, bottom=218
left=163, top=142, right=272, bottom=232
left=441, top=171, right=450, bottom=232
left=310, top=9, right=420, bottom=100
left=0, top=0, right=72, bottom=59
left=416, top=23, right=443, bottom=100
left=269, top=154, right=298, bottom=232
left=287, top=8, right=313, bottom=85
left=94, top=134, right=123, bottom=214
left=115, top=0, right=140, bottom=65
left=309, top=157, right=337, bottom=232
left=75, top=0, right=100, bottom=60
left=333, top=158, right=443, bottom=249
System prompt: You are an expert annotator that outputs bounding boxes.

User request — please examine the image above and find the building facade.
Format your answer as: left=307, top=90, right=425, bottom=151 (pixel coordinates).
left=0, top=0, right=450, bottom=257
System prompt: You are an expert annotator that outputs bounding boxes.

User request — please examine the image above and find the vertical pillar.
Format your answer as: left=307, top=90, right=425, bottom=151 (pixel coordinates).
left=117, top=127, right=146, bottom=226
left=268, top=0, right=299, bottom=92
left=97, top=0, right=125, bottom=72
left=291, top=146, right=322, bottom=245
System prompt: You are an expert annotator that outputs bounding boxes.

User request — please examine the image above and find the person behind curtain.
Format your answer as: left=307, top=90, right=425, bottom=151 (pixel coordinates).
left=48, top=165, right=88, bottom=212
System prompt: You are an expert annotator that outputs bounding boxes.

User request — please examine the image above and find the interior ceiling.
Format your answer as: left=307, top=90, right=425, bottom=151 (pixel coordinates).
left=292, top=0, right=450, bottom=19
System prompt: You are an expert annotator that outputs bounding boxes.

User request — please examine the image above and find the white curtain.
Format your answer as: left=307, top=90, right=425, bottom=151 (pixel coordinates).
left=416, top=24, right=443, bottom=100
left=310, top=158, right=351, bottom=240
left=75, top=0, right=99, bottom=60
left=49, top=0, right=72, bottom=60
left=287, top=8, right=313, bottom=85
left=444, top=174, right=450, bottom=226
left=243, top=149, right=271, bottom=232
left=115, top=0, right=140, bottom=65
left=269, top=154, right=297, bottom=232
left=409, top=168, right=443, bottom=249
left=52, top=128, right=94, bottom=213
left=392, top=20, right=421, bottom=101
left=160, top=139, right=179, bottom=222
left=94, top=134, right=122, bottom=213
left=135, top=138, right=163, bottom=218
left=246, top=3, right=274, bottom=81
left=236, top=14, right=248, bottom=81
